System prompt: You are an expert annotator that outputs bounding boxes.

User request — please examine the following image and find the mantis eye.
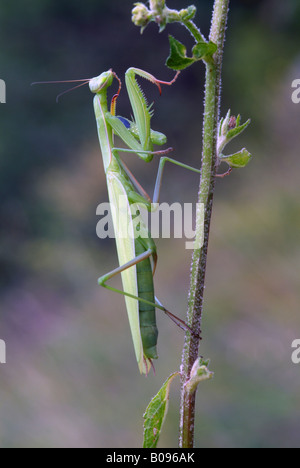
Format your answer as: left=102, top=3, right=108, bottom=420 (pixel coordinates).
left=89, top=77, right=101, bottom=93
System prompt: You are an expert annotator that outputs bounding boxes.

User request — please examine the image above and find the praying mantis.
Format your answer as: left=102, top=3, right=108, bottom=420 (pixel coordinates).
left=89, top=67, right=203, bottom=374
left=34, top=67, right=202, bottom=374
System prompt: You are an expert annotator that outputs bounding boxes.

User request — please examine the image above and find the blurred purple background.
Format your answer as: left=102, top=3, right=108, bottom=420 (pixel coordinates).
left=0, top=0, right=300, bottom=447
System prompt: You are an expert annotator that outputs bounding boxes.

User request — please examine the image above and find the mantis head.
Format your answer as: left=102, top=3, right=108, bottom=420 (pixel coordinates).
left=89, top=70, right=118, bottom=94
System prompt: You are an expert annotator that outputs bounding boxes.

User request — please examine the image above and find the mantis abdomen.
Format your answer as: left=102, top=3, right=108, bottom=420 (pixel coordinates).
left=135, top=238, right=158, bottom=360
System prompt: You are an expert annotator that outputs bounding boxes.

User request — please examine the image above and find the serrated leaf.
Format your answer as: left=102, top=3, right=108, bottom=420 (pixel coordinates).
left=143, top=372, right=180, bottom=448
left=166, top=35, right=195, bottom=70
left=220, top=148, right=252, bottom=168
left=192, top=40, right=217, bottom=60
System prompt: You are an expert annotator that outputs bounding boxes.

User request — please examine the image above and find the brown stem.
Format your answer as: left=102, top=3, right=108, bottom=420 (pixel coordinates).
left=179, top=0, right=230, bottom=449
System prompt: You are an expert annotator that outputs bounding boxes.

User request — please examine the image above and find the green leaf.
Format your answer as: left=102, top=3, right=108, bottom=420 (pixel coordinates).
left=220, top=148, right=252, bottom=168
left=166, top=35, right=195, bottom=70
left=143, top=372, right=180, bottom=448
left=192, top=40, right=217, bottom=60
left=226, top=118, right=251, bottom=142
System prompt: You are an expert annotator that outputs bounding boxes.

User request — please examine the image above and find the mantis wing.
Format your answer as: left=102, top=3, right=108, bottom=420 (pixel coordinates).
left=107, top=172, right=152, bottom=374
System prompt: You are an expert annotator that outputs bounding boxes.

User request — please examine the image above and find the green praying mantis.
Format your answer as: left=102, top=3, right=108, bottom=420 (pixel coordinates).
left=89, top=67, right=204, bottom=374
left=33, top=67, right=203, bottom=374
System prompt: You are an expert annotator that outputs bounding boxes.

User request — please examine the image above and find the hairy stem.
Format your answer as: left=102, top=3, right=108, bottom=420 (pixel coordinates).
left=180, top=18, right=206, bottom=43
left=179, top=0, right=230, bottom=449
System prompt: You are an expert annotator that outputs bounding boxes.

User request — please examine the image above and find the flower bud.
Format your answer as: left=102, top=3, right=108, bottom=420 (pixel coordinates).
left=132, top=3, right=152, bottom=29
left=150, top=0, right=165, bottom=11
left=179, top=5, right=197, bottom=21
left=228, top=116, right=237, bottom=130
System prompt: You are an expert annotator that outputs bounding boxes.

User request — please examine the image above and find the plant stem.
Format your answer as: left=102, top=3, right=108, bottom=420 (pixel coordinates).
left=180, top=18, right=206, bottom=43
left=179, top=0, right=230, bottom=449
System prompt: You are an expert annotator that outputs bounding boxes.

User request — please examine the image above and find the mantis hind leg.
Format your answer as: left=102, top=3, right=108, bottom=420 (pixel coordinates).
left=98, top=244, right=167, bottom=321
left=98, top=245, right=159, bottom=361
left=98, top=250, right=195, bottom=338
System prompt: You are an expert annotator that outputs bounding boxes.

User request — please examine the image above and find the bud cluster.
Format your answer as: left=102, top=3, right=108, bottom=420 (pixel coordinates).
left=132, top=1, right=196, bottom=33
left=217, top=110, right=252, bottom=169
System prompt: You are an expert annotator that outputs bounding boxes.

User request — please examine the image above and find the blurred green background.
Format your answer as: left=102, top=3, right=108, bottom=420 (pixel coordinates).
left=1, top=0, right=300, bottom=448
